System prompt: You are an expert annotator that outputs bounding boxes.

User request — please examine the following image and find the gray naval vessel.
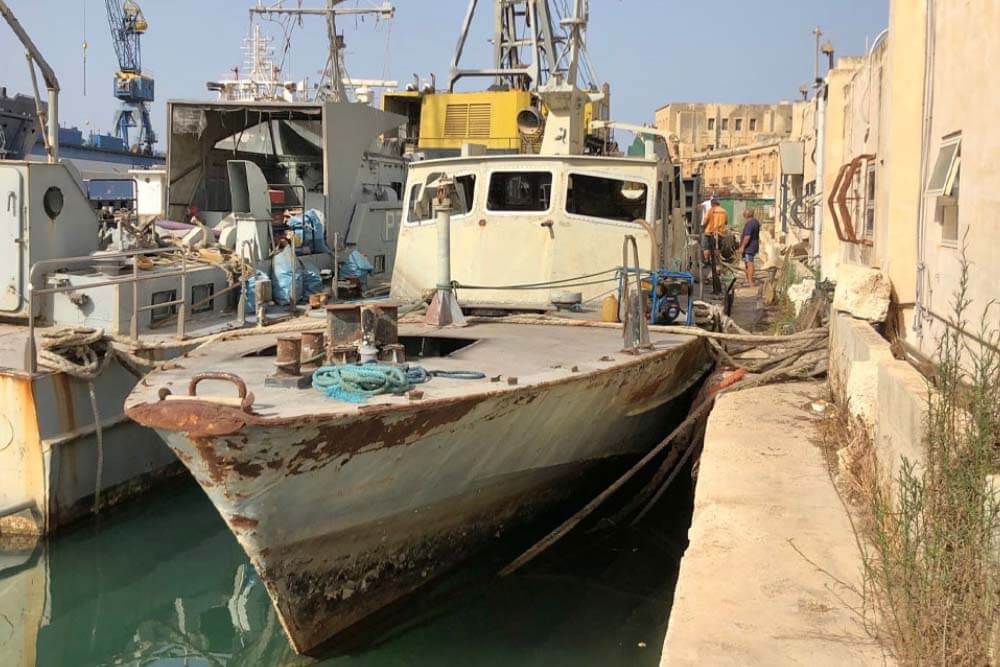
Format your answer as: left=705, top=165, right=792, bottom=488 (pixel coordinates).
left=0, top=0, right=409, bottom=536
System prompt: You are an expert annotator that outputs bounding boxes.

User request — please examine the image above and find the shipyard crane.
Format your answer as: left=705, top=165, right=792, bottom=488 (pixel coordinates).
left=105, top=0, right=155, bottom=154
left=449, top=0, right=595, bottom=92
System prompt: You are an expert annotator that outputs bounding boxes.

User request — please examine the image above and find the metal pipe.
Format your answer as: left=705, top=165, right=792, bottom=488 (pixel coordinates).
left=0, top=0, right=60, bottom=160
left=332, top=231, right=339, bottom=302
left=812, top=81, right=827, bottom=272
left=178, top=255, right=187, bottom=340
left=47, top=87, right=58, bottom=162
left=31, top=270, right=188, bottom=296
left=634, top=219, right=660, bottom=271
left=434, top=197, right=453, bottom=290
left=131, top=258, right=140, bottom=340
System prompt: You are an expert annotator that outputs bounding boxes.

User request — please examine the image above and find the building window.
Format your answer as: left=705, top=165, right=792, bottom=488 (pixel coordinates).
left=927, top=134, right=961, bottom=245
left=565, top=173, right=648, bottom=222
left=938, top=164, right=961, bottom=244
left=707, top=118, right=716, bottom=131
left=487, top=171, right=553, bottom=212
left=864, top=162, right=876, bottom=238
left=721, top=118, right=729, bottom=131
left=926, top=134, right=961, bottom=197
left=373, top=254, right=387, bottom=275
left=191, top=283, right=215, bottom=314
left=735, top=118, right=743, bottom=131
left=749, top=118, right=757, bottom=132
left=150, top=290, right=177, bottom=325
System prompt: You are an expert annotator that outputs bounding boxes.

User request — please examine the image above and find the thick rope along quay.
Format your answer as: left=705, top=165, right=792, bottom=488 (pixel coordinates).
left=498, top=324, right=830, bottom=577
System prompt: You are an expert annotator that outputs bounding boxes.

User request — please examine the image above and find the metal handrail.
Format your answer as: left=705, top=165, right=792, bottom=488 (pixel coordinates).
left=26, top=247, right=247, bottom=373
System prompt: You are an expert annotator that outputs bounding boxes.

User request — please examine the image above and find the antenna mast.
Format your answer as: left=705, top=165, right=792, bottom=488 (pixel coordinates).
left=249, top=1, right=394, bottom=102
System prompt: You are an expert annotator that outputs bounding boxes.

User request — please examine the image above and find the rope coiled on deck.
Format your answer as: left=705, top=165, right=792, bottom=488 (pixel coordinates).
left=312, top=364, right=489, bottom=403
left=312, top=364, right=413, bottom=403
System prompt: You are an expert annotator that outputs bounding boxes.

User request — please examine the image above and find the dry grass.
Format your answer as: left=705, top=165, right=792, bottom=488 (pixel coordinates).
left=825, top=262, right=1000, bottom=665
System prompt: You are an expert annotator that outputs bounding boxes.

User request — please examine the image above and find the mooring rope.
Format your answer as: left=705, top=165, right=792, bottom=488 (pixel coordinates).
left=312, top=364, right=488, bottom=403
left=312, top=364, right=413, bottom=403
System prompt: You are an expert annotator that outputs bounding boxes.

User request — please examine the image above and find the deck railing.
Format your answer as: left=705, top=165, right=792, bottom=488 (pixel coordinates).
left=26, top=248, right=247, bottom=373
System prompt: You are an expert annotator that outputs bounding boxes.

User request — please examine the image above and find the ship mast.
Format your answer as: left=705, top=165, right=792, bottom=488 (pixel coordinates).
left=248, top=0, right=394, bottom=103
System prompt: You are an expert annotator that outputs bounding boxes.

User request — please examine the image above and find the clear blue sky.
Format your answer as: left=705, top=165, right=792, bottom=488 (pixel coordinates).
left=0, top=0, right=888, bottom=142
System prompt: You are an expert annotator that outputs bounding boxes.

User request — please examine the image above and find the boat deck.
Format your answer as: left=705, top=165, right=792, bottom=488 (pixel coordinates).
left=125, top=318, right=697, bottom=421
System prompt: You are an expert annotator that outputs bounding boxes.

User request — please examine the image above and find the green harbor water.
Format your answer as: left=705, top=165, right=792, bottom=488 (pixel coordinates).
left=0, top=472, right=692, bottom=667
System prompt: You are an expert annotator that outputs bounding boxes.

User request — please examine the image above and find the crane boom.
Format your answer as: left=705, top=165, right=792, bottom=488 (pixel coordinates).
left=105, top=0, right=155, bottom=153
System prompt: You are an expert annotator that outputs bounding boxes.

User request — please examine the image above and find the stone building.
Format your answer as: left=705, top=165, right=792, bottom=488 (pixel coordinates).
left=653, top=102, right=802, bottom=176
left=817, top=0, right=999, bottom=364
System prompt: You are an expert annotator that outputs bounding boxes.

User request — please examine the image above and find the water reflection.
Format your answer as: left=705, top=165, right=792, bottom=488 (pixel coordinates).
left=0, top=476, right=689, bottom=667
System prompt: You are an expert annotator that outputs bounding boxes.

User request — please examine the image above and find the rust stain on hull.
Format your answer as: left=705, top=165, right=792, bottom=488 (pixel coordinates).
left=285, top=400, right=479, bottom=476
left=261, top=461, right=599, bottom=655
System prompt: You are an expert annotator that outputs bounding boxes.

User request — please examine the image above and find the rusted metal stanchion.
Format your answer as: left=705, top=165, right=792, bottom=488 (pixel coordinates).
left=267, top=335, right=310, bottom=388
left=424, top=176, right=467, bottom=328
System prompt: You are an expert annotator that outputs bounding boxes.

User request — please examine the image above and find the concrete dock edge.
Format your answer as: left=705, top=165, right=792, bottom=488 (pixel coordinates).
left=660, top=381, right=890, bottom=666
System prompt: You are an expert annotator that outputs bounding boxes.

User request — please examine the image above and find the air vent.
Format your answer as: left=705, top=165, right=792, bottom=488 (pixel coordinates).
left=444, top=104, right=469, bottom=137
left=444, top=103, right=492, bottom=139
left=468, top=103, right=492, bottom=138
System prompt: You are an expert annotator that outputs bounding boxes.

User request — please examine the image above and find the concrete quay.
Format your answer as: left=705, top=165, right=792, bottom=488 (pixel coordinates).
left=660, top=381, right=890, bottom=666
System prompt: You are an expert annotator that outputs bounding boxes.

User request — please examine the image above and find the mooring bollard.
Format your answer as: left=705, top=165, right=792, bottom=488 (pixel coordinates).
left=267, top=336, right=311, bottom=389
left=301, top=332, right=325, bottom=374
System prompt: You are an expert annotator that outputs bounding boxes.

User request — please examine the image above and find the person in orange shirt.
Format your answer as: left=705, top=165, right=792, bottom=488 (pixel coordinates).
left=702, top=196, right=728, bottom=263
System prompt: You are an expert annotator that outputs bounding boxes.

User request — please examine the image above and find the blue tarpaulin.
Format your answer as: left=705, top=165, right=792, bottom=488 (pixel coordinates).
left=272, top=246, right=323, bottom=306
left=287, top=209, right=332, bottom=255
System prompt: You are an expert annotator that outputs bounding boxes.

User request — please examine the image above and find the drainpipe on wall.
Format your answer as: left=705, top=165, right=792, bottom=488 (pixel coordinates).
left=811, top=81, right=828, bottom=273
left=913, top=0, right=936, bottom=336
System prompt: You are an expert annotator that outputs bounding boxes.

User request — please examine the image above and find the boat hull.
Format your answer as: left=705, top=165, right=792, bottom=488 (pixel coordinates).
left=134, top=337, right=710, bottom=653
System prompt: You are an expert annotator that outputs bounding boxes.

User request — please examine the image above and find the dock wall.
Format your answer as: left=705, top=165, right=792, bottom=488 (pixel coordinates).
left=829, top=312, right=928, bottom=478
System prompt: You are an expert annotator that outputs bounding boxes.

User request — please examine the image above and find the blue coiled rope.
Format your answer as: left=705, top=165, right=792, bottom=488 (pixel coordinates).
left=312, top=364, right=487, bottom=403
left=312, top=364, right=411, bottom=403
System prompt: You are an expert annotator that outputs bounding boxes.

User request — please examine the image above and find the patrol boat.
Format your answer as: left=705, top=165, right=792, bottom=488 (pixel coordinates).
left=124, top=0, right=710, bottom=654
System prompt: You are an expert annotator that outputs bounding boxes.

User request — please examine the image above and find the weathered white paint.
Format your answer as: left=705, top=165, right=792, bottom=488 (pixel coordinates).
left=391, top=155, right=687, bottom=309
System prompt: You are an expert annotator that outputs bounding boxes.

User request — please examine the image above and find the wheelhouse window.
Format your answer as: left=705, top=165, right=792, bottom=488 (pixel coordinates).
left=566, top=174, right=648, bottom=223
left=487, top=171, right=552, bottom=212
left=407, top=173, right=477, bottom=222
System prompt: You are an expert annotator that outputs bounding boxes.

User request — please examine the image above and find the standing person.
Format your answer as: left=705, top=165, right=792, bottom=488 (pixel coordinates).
left=738, top=208, right=762, bottom=286
left=702, top=196, right=728, bottom=264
